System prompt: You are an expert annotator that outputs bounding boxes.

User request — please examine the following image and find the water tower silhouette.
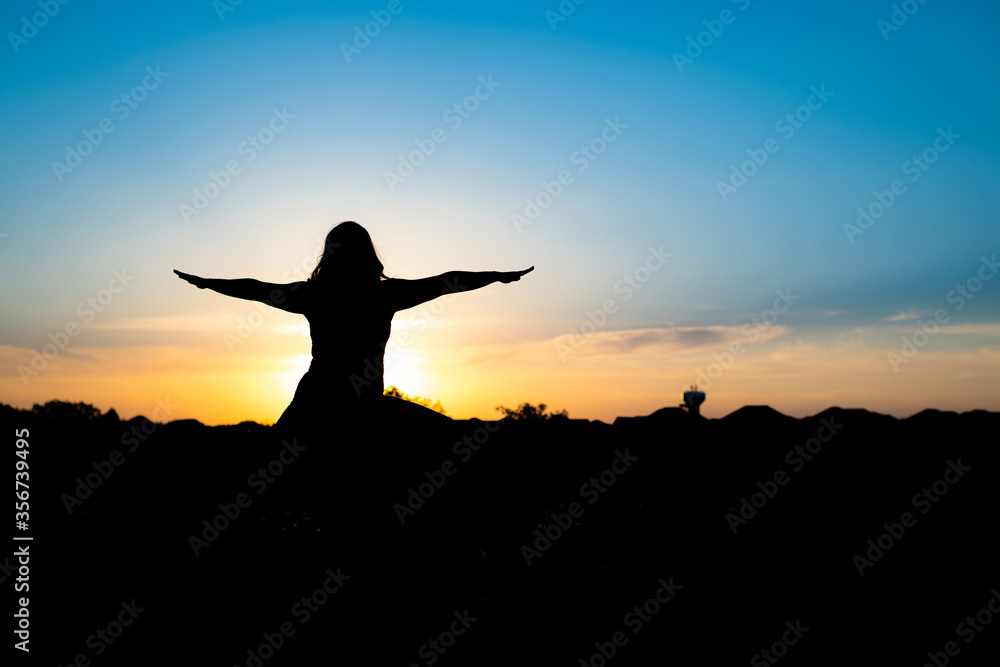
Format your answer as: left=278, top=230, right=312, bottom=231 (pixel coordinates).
left=681, top=385, right=706, bottom=417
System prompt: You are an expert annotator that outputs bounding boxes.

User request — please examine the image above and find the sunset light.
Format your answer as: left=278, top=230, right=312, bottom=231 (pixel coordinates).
left=2, top=1, right=997, bottom=425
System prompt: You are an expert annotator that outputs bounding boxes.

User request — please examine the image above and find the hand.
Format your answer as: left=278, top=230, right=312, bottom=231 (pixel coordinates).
left=497, top=266, right=534, bottom=284
left=174, top=269, right=208, bottom=289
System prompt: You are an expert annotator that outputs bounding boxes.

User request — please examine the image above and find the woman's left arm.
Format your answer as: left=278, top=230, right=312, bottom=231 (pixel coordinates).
left=386, top=267, right=533, bottom=311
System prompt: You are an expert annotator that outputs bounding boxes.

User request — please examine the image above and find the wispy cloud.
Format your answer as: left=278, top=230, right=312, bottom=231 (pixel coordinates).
left=87, top=314, right=235, bottom=332
left=551, top=325, right=790, bottom=357
left=883, top=309, right=931, bottom=322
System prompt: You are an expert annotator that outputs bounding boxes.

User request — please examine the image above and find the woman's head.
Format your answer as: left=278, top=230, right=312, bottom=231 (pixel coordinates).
left=309, top=221, right=387, bottom=284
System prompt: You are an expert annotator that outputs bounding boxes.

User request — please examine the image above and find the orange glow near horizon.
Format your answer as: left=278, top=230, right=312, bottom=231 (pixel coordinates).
left=2, top=317, right=999, bottom=425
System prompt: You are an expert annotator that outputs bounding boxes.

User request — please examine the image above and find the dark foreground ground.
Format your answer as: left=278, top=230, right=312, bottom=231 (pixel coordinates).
left=4, top=400, right=999, bottom=666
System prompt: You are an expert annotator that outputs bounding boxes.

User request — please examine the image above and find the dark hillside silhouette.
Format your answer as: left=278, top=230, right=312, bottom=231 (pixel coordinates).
left=8, top=399, right=999, bottom=665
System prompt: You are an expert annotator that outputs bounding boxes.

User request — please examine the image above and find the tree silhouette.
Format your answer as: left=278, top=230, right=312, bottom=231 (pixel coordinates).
left=383, top=385, right=447, bottom=415
left=30, top=400, right=104, bottom=421
left=494, top=402, right=568, bottom=421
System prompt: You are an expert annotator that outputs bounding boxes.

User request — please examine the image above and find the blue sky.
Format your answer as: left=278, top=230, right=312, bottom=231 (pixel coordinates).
left=1, top=0, right=998, bottom=422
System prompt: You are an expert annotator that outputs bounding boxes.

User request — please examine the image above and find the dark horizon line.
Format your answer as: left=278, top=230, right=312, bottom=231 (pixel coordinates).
left=4, top=399, right=996, bottom=428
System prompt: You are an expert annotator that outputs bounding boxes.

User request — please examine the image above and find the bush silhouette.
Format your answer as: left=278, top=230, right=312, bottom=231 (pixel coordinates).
left=383, top=385, right=447, bottom=415
left=494, top=402, right=568, bottom=421
left=30, top=400, right=105, bottom=421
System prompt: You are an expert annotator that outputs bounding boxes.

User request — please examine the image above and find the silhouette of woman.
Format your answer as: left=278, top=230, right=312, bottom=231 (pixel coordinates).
left=174, top=221, right=532, bottom=439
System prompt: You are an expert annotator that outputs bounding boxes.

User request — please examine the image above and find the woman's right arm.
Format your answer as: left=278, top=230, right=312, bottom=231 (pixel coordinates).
left=174, top=270, right=308, bottom=313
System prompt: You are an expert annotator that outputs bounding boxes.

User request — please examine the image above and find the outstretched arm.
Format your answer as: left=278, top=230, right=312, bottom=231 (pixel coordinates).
left=387, top=266, right=533, bottom=312
left=173, top=270, right=307, bottom=314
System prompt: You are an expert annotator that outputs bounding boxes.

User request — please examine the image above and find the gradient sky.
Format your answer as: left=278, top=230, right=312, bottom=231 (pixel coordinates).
left=2, top=0, right=998, bottom=424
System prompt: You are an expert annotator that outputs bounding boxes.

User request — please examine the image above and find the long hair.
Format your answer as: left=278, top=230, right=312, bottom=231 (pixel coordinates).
left=308, top=221, right=388, bottom=284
